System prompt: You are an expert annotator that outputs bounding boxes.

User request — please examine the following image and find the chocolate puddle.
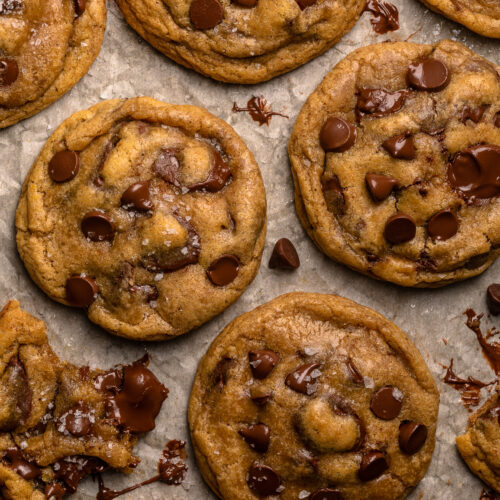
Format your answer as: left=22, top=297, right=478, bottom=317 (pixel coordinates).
left=97, top=440, right=187, bottom=499
left=232, top=96, right=288, bottom=126
left=364, top=0, right=399, bottom=34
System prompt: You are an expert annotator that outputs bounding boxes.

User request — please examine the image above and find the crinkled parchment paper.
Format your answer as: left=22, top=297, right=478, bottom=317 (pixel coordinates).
left=0, top=1, right=499, bottom=498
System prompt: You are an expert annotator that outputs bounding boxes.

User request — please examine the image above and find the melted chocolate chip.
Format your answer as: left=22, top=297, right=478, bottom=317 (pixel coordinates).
left=399, top=421, right=427, bottom=454
left=0, top=58, right=18, bottom=86
left=81, top=211, right=115, bottom=242
left=207, top=254, right=239, bottom=286
left=48, top=151, right=80, bottom=183
left=250, top=391, right=273, bottom=406
left=370, top=386, right=403, bottom=420
left=105, top=361, right=168, bottom=433
left=52, top=456, right=107, bottom=493
left=486, top=284, right=500, bottom=315
left=382, top=133, right=415, bottom=160
left=190, top=0, right=223, bottom=29
left=384, top=213, right=416, bottom=244
left=66, top=275, right=98, bottom=308
left=322, top=176, right=345, bottom=213
left=365, top=173, right=399, bottom=202
left=57, top=401, right=93, bottom=437
left=213, top=357, right=234, bottom=391
left=121, top=181, right=153, bottom=211
left=320, top=117, right=357, bottom=152
left=94, top=369, right=122, bottom=393
left=269, top=238, right=300, bottom=270
left=3, top=447, right=41, bottom=480
left=460, top=105, right=488, bottom=124
left=448, top=144, right=500, bottom=201
left=427, top=209, right=458, bottom=241
left=73, top=0, right=85, bottom=16
left=188, top=149, right=231, bottom=192
left=129, top=283, right=159, bottom=302
left=358, top=451, right=388, bottom=481
left=346, top=357, right=364, bottom=386
left=364, top=0, right=399, bottom=34
left=233, top=0, right=258, bottom=6
left=154, top=148, right=181, bottom=187
left=246, top=463, right=281, bottom=496
left=356, top=88, right=410, bottom=119
left=158, top=440, right=188, bottom=485
left=45, top=483, right=68, bottom=499
left=407, top=58, right=450, bottom=91
left=285, top=363, right=321, bottom=395
left=296, top=0, right=317, bottom=9
left=249, top=350, right=280, bottom=379
left=310, top=488, right=344, bottom=500
left=239, top=424, right=270, bottom=453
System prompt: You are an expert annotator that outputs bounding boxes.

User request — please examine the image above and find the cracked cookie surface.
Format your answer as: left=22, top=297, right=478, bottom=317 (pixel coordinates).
left=188, top=292, right=439, bottom=499
left=289, top=40, right=500, bottom=287
left=16, top=97, right=266, bottom=341
left=0, top=0, right=106, bottom=129
left=115, top=0, right=365, bottom=84
left=0, top=300, right=168, bottom=499
left=419, top=0, right=500, bottom=38
left=456, top=391, right=500, bottom=493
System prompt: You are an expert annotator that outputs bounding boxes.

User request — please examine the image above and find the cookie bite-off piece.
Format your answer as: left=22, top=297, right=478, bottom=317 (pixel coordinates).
left=456, top=391, right=500, bottom=493
left=418, top=0, right=500, bottom=39
left=289, top=40, right=500, bottom=287
left=189, top=293, right=439, bottom=499
left=0, top=0, right=106, bottom=129
left=0, top=301, right=168, bottom=499
left=16, top=97, right=266, bottom=341
left=115, top=0, right=366, bottom=84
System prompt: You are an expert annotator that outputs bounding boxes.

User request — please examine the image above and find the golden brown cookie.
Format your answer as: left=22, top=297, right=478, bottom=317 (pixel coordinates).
left=289, top=40, right=500, bottom=288
left=419, top=0, right=500, bottom=39
left=0, top=0, right=106, bottom=129
left=0, top=300, right=169, bottom=499
left=189, top=292, right=439, bottom=499
left=115, top=0, right=366, bottom=84
left=16, top=97, right=266, bottom=341
left=456, top=391, right=500, bottom=493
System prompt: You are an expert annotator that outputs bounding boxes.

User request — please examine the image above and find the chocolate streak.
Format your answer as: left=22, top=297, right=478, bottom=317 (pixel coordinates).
left=364, top=0, right=399, bottom=34
left=232, top=96, right=288, bottom=126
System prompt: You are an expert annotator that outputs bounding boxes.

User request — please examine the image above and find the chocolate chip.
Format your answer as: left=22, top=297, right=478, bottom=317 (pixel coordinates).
left=213, top=357, right=233, bottom=391
left=358, top=451, right=388, bottom=481
left=486, top=284, right=500, bottom=315
left=239, top=424, right=270, bottom=453
left=57, top=402, right=93, bottom=437
left=121, top=181, right=153, bottom=211
left=464, top=252, right=490, bottom=270
left=269, top=238, right=300, bottom=270
left=495, top=112, right=500, bottom=128
left=285, top=363, right=321, bottom=395
left=3, top=448, right=41, bottom=480
left=384, top=213, right=416, bottom=244
left=407, top=58, right=450, bottom=91
left=356, top=88, right=410, bottom=118
left=382, top=133, right=415, bottom=160
left=0, top=58, right=18, bottom=86
left=320, top=117, right=357, bottom=152
left=427, top=209, right=458, bottom=241
left=207, top=254, right=239, bottom=286
left=296, top=0, right=317, bottom=8
left=66, top=275, right=98, bottom=308
left=250, top=390, right=273, bottom=406
left=370, top=386, right=403, bottom=420
left=154, top=148, right=181, bottom=186
left=188, top=149, right=231, bottom=192
left=249, top=350, right=280, bottom=379
left=346, top=357, right=364, bottom=386
left=460, top=105, right=488, bottom=124
left=246, top=463, right=281, bottom=496
left=233, top=0, right=258, bottom=6
left=190, top=0, right=223, bottom=30
left=322, top=176, right=345, bottom=213
left=48, top=151, right=80, bottom=183
left=310, top=488, right=344, bottom=500
left=365, top=173, right=399, bottom=202
left=448, top=144, right=500, bottom=201
left=398, top=421, right=427, bottom=455
left=81, top=211, right=115, bottom=242
left=73, top=0, right=85, bottom=16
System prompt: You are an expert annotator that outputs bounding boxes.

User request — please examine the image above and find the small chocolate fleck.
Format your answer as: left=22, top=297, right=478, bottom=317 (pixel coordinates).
left=370, top=386, right=403, bottom=420
left=382, top=133, right=415, bottom=160
left=246, top=463, right=281, bottom=496
left=66, top=275, right=98, bottom=308
left=366, top=173, right=399, bottom=202
left=285, top=363, right=321, bottom=395
left=81, top=211, right=115, bottom=242
left=427, top=209, right=458, bottom=241
left=48, top=151, right=80, bottom=183
left=384, top=213, right=416, bottom=244
left=320, top=117, right=357, bottom=152
left=407, top=58, right=450, bottom=91
left=207, top=254, right=239, bottom=286
left=487, top=284, right=500, bottom=315
left=358, top=450, right=388, bottom=482
left=239, top=424, right=270, bottom=453
left=398, top=421, right=427, bottom=455
left=269, top=238, right=300, bottom=270
left=190, top=0, right=223, bottom=30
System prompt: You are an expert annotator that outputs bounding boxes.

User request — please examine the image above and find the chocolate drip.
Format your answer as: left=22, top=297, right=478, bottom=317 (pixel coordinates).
left=364, top=0, right=399, bottom=34
left=233, top=96, right=288, bottom=126
left=2, top=447, right=41, bottom=480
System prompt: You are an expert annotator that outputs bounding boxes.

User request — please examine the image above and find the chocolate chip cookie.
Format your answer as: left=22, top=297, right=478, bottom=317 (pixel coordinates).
left=419, top=0, right=500, bottom=39
left=16, top=97, right=267, bottom=341
left=188, top=292, right=439, bottom=499
left=115, top=0, right=366, bottom=84
left=0, top=300, right=169, bottom=499
left=0, top=0, right=106, bottom=129
left=456, top=391, right=500, bottom=493
left=289, top=40, right=500, bottom=287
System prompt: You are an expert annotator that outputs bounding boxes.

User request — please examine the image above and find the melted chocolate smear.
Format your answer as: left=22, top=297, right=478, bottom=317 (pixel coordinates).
left=97, top=440, right=187, bottom=500
left=49, top=456, right=107, bottom=495
left=187, top=149, right=231, bottom=192
left=233, top=96, right=288, bottom=126
left=443, top=359, right=494, bottom=408
left=356, top=88, right=410, bottom=120
left=2, top=447, right=41, bottom=480
left=460, top=105, right=489, bottom=124
left=465, top=309, right=500, bottom=377
left=56, top=401, right=94, bottom=437
left=104, top=356, right=168, bottom=433
left=364, top=0, right=399, bottom=34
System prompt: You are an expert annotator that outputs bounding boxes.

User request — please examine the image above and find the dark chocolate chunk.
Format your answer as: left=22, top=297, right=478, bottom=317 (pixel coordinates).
left=427, top=209, right=458, bottom=241
left=48, top=151, right=80, bottom=183
left=460, top=105, right=488, bottom=124
left=370, top=386, right=403, bottom=420
left=81, top=211, right=115, bottom=242
left=0, top=58, right=18, bottom=86
left=486, top=284, right=500, bottom=315
left=269, top=238, right=300, bottom=270
left=239, top=424, right=270, bottom=453
left=320, top=117, right=357, bottom=152
left=249, top=350, right=280, bottom=379
left=154, top=148, right=181, bottom=187
left=382, top=133, right=415, bottom=160
left=246, top=463, right=281, bottom=496
left=398, top=421, right=427, bottom=454
left=322, top=176, right=345, bottom=213
left=310, top=488, right=344, bottom=500
left=121, top=181, right=153, bottom=211
left=356, top=88, right=410, bottom=118
left=407, top=59, right=450, bottom=91
left=358, top=450, right=388, bottom=481
left=190, top=0, right=223, bottom=29
left=207, top=254, right=239, bottom=286
left=57, top=401, right=93, bottom=437
left=384, top=213, right=416, bottom=244
left=365, top=173, right=399, bottom=202
left=285, top=363, right=321, bottom=395
left=73, top=0, right=85, bottom=16
left=66, top=275, right=98, bottom=308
